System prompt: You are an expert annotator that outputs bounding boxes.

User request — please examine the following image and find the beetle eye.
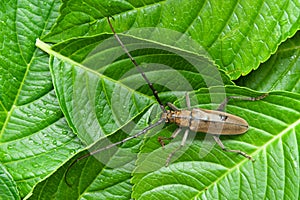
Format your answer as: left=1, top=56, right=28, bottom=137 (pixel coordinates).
left=219, top=114, right=228, bottom=121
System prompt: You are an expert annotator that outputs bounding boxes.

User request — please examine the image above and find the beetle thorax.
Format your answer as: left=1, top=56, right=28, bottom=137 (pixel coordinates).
left=162, top=110, right=192, bottom=128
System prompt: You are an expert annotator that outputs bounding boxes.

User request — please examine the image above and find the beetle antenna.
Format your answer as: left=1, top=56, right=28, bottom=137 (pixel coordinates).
left=64, top=17, right=170, bottom=186
left=107, top=17, right=166, bottom=113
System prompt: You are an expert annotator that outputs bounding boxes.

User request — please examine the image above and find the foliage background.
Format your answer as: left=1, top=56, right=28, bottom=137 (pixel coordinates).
left=0, top=0, right=299, bottom=199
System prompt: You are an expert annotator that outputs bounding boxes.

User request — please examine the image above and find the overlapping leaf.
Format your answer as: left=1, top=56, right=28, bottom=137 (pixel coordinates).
left=44, top=0, right=300, bottom=79
left=238, top=31, right=300, bottom=93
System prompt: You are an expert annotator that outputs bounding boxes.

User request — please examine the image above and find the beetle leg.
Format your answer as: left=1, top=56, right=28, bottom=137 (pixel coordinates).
left=185, top=92, right=191, bottom=109
left=167, top=102, right=180, bottom=111
left=213, top=136, right=255, bottom=161
left=217, top=93, right=268, bottom=111
left=165, top=129, right=189, bottom=166
left=158, top=127, right=182, bottom=148
left=167, top=92, right=192, bottom=111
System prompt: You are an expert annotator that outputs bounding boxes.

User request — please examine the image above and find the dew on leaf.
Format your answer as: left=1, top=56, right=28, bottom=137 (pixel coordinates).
left=28, top=138, right=34, bottom=144
left=70, top=149, right=77, bottom=155
left=293, top=159, right=298, bottom=168
left=33, top=163, right=39, bottom=168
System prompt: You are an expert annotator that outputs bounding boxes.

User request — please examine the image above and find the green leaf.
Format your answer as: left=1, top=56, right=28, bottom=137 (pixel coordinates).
left=0, top=162, right=20, bottom=200
left=2, top=0, right=300, bottom=199
left=49, top=30, right=233, bottom=96
left=29, top=87, right=300, bottom=199
left=29, top=105, right=157, bottom=199
left=237, top=31, right=300, bottom=93
left=50, top=54, right=155, bottom=145
left=131, top=87, right=300, bottom=199
left=0, top=0, right=84, bottom=198
left=44, top=0, right=300, bottom=79
left=33, top=0, right=299, bottom=199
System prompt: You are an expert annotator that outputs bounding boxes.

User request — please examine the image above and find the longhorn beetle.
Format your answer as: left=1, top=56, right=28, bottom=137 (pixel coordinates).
left=65, top=17, right=267, bottom=185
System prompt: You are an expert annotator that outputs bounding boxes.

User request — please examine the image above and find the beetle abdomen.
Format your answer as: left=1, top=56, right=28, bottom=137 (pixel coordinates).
left=166, top=108, right=248, bottom=135
left=190, top=109, right=248, bottom=135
